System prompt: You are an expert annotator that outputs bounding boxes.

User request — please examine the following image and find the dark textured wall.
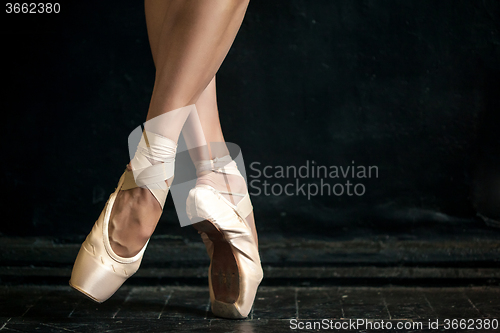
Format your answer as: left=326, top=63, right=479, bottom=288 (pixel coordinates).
left=2, top=1, right=500, bottom=239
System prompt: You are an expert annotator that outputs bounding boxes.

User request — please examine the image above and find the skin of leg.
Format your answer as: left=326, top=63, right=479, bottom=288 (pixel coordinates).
left=182, top=77, right=228, bottom=163
left=146, top=0, right=250, bottom=120
left=108, top=0, right=250, bottom=257
left=146, top=0, right=258, bottom=245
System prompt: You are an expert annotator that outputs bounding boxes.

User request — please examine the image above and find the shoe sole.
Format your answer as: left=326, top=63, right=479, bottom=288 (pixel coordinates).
left=193, top=220, right=240, bottom=306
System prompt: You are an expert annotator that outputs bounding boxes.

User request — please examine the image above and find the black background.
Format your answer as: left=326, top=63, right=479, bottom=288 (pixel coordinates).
left=2, top=0, right=500, bottom=243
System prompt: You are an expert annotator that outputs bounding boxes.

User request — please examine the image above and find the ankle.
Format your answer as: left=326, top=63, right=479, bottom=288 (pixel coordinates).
left=194, top=155, right=234, bottom=176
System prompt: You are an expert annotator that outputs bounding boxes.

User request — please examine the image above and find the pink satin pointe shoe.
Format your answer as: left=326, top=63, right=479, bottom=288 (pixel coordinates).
left=186, top=155, right=263, bottom=319
left=69, top=130, right=176, bottom=302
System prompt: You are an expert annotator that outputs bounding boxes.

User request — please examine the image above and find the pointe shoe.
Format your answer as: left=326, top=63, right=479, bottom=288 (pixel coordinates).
left=186, top=156, right=263, bottom=319
left=69, top=130, right=176, bottom=302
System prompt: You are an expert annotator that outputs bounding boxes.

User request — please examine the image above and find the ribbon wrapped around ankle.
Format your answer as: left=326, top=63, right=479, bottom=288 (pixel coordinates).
left=122, top=130, right=177, bottom=208
left=194, top=155, right=236, bottom=176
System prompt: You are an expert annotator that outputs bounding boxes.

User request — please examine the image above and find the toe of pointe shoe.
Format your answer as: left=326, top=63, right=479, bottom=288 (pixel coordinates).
left=68, top=279, right=105, bottom=303
left=69, top=171, right=147, bottom=303
left=69, top=239, right=140, bottom=303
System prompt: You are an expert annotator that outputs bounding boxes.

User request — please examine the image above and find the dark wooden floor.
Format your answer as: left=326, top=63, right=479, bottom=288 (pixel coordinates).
left=0, top=285, right=499, bottom=332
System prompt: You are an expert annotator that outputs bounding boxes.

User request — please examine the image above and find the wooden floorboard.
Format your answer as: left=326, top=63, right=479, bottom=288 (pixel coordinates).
left=1, top=285, right=499, bottom=332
